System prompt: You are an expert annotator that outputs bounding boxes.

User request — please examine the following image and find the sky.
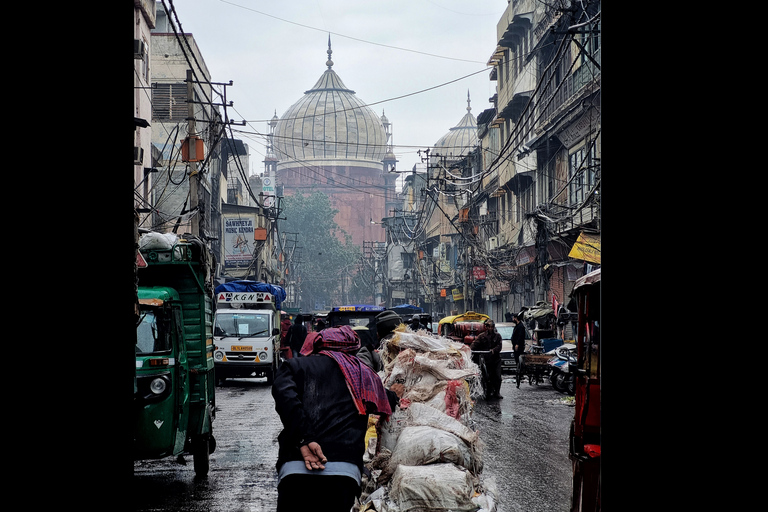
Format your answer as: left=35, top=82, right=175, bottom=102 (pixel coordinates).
left=169, top=0, right=506, bottom=177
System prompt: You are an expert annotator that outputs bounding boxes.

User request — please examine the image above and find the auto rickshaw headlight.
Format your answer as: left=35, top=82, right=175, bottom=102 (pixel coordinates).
left=149, top=377, right=168, bottom=395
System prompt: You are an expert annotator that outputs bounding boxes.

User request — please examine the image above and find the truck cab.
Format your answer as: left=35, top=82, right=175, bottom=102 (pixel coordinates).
left=213, top=281, right=286, bottom=385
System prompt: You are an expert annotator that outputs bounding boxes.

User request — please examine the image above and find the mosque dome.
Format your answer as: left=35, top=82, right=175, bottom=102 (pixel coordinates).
left=274, top=40, right=387, bottom=168
left=434, top=92, right=478, bottom=158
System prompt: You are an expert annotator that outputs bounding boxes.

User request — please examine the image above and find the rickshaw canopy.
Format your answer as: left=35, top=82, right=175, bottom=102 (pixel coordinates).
left=438, top=311, right=490, bottom=326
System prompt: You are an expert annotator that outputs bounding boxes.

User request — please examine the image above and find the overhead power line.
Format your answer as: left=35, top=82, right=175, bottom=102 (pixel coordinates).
left=219, top=0, right=490, bottom=64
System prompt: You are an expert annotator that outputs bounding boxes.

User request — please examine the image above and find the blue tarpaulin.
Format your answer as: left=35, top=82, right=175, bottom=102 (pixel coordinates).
left=215, top=280, right=287, bottom=309
left=389, top=304, right=424, bottom=315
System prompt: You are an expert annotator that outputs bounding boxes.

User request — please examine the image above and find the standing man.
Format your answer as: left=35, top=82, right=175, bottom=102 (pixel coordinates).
left=286, top=314, right=308, bottom=358
left=280, top=313, right=293, bottom=360
left=470, top=320, right=503, bottom=399
left=272, top=325, right=393, bottom=511
left=511, top=314, right=526, bottom=366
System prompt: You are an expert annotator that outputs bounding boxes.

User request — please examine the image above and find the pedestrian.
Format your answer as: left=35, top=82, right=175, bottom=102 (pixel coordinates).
left=353, top=326, right=384, bottom=373
left=280, top=313, right=293, bottom=360
left=511, top=313, right=526, bottom=365
left=470, top=319, right=503, bottom=399
left=280, top=313, right=291, bottom=339
left=287, top=314, right=308, bottom=358
left=375, top=310, right=403, bottom=352
left=272, top=325, right=394, bottom=512
left=374, top=309, right=406, bottom=398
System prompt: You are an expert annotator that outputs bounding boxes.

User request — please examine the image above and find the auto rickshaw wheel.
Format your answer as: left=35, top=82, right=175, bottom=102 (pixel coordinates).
left=192, top=435, right=210, bottom=476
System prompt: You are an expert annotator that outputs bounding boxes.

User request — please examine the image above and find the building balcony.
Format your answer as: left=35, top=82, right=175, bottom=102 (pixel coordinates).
left=539, top=48, right=601, bottom=126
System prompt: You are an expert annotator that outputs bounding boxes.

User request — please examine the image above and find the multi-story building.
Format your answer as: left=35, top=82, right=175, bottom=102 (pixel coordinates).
left=148, top=2, right=278, bottom=285
left=134, top=0, right=156, bottom=226
left=476, top=0, right=601, bottom=325
left=149, top=4, right=222, bottom=240
left=382, top=95, right=479, bottom=316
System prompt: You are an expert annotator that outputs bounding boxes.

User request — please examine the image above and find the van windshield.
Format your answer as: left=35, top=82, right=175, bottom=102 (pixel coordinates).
left=215, top=312, right=271, bottom=337
left=136, top=310, right=172, bottom=354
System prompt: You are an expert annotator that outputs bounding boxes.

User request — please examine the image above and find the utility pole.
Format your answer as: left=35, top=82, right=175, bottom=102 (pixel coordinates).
left=187, top=69, right=200, bottom=237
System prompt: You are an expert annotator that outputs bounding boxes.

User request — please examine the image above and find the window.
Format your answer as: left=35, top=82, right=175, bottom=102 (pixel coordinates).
left=152, top=83, right=188, bottom=121
left=568, top=143, right=597, bottom=206
left=538, top=157, right=557, bottom=204
left=215, top=312, right=271, bottom=337
left=136, top=310, right=172, bottom=354
left=514, top=183, right=535, bottom=224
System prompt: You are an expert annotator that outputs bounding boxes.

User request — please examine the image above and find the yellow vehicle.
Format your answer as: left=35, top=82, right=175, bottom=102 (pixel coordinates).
left=437, top=311, right=490, bottom=345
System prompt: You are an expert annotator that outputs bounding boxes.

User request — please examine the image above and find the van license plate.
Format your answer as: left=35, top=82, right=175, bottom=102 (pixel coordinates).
left=232, top=346, right=252, bottom=351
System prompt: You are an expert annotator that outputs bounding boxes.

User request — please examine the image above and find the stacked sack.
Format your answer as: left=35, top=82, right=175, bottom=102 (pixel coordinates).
left=358, top=324, right=497, bottom=512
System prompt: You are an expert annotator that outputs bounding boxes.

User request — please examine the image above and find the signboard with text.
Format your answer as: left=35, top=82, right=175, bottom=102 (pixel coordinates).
left=223, top=214, right=256, bottom=266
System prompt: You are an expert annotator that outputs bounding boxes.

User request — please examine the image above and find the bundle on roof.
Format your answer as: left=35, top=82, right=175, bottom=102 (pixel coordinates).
left=214, top=280, right=287, bottom=309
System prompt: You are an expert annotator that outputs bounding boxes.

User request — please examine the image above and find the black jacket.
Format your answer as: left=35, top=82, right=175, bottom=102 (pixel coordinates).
left=272, top=354, right=369, bottom=471
left=470, top=330, right=502, bottom=362
left=511, top=322, right=526, bottom=354
left=286, top=323, right=308, bottom=355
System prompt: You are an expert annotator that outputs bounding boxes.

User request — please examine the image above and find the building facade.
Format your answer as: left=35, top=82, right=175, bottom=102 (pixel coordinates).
left=383, top=0, right=602, bottom=329
left=148, top=2, right=279, bottom=285
left=134, top=0, right=156, bottom=225
left=477, top=0, right=601, bottom=327
left=381, top=94, right=479, bottom=317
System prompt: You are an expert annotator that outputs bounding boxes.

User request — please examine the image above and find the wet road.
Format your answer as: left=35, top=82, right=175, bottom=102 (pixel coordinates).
left=133, top=376, right=574, bottom=511
left=475, top=377, right=574, bottom=512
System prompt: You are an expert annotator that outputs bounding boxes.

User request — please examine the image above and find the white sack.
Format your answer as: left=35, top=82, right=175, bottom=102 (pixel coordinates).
left=139, top=232, right=178, bottom=250
left=388, top=425, right=480, bottom=473
left=407, top=402, right=478, bottom=445
left=379, top=407, right=409, bottom=453
left=389, top=463, right=477, bottom=512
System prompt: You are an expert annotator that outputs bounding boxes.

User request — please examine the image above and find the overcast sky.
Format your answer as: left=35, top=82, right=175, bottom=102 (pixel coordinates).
left=169, top=0, right=505, bottom=176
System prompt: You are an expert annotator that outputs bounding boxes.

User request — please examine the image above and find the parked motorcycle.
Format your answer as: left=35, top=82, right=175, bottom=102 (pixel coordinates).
left=548, top=344, right=577, bottom=395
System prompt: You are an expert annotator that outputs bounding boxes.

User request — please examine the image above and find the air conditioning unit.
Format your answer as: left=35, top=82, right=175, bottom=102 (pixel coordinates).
left=134, top=147, right=144, bottom=166
left=487, top=237, right=498, bottom=250
left=134, top=39, right=145, bottom=59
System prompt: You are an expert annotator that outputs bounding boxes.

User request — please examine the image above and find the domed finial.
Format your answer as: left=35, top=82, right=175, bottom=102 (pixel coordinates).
left=326, top=34, right=334, bottom=69
left=466, top=90, right=472, bottom=113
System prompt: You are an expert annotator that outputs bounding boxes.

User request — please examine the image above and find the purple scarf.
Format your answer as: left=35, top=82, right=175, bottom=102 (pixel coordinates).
left=301, top=325, right=391, bottom=419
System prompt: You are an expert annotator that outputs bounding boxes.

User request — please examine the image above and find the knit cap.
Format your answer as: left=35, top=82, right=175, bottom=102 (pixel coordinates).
left=375, top=310, right=402, bottom=338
